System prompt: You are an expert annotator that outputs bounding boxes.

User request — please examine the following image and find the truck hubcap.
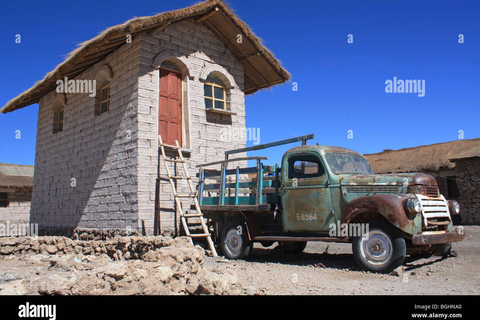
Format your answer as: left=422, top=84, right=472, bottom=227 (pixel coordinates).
left=360, top=230, right=392, bottom=266
left=225, top=229, right=242, bottom=255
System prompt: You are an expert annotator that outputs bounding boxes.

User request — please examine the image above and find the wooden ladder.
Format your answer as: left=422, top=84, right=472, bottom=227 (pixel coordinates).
left=158, top=135, right=218, bottom=257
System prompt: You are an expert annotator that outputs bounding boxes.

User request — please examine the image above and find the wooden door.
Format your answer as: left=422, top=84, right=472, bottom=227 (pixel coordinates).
left=159, top=68, right=182, bottom=146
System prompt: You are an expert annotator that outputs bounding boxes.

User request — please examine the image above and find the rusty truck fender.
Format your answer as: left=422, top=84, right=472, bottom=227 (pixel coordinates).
left=341, top=193, right=420, bottom=236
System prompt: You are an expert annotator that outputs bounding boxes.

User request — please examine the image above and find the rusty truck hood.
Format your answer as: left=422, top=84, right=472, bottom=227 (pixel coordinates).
left=337, top=172, right=437, bottom=187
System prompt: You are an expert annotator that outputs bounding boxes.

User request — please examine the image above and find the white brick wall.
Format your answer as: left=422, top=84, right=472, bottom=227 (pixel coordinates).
left=30, top=18, right=248, bottom=236
left=31, top=37, right=141, bottom=234
left=137, top=19, right=247, bottom=234
left=0, top=187, right=32, bottom=227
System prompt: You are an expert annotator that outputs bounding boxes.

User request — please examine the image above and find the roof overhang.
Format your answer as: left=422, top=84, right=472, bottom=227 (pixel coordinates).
left=0, top=163, right=34, bottom=188
left=1, top=0, right=290, bottom=114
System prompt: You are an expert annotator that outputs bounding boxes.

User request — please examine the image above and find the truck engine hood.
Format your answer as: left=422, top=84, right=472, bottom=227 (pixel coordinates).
left=338, top=172, right=438, bottom=187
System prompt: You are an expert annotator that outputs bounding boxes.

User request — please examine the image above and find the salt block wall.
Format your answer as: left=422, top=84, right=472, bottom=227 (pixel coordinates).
left=136, top=19, right=247, bottom=234
left=31, top=37, right=142, bottom=234
left=30, top=19, right=248, bottom=235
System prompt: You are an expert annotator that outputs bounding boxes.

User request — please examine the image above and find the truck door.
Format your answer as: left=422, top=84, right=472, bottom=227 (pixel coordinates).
left=281, top=152, right=334, bottom=232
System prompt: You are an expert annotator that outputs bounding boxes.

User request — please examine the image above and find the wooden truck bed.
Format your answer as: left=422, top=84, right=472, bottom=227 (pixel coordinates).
left=195, top=134, right=314, bottom=214
left=197, top=157, right=280, bottom=213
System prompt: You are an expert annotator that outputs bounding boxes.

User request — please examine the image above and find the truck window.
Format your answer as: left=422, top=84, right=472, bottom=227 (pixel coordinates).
left=325, top=152, right=373, bottom=175
left=288, top=155, right=325, bottom=179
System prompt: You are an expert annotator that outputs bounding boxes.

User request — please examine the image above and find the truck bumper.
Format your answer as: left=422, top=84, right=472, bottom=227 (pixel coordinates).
left=412, top=227, right=465, bottom=246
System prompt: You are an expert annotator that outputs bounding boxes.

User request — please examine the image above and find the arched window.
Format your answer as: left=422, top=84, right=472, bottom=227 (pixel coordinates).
left=199, top=65, right=237, bottom=115
left=98, top=79, right=111, bottom=115
left=53, top=95, right=66, bottom=134
left=95, top=65, right=113, bottom=116
left=204, top=75, right=226, bottom=110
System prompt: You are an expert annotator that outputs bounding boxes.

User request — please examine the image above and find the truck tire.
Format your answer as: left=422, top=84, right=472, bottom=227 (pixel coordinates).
left=282, top=241, right=307, bottom=254
left=220, top=222, right=253, bottom=260
left=352, top=221, right=406, bottom=273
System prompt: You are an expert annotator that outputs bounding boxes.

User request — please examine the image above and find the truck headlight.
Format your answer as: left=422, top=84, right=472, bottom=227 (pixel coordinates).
left=405, top=197, right=422, bottom=215
left=448, top=200, right=460, bottom=215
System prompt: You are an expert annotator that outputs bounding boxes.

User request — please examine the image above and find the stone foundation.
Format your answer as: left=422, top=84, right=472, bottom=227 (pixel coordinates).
left=0, top=235, right=193, bottom=260
left=455, top=157, right=480, bottom=225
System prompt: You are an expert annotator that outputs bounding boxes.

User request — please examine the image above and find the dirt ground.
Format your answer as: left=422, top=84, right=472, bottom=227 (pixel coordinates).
left=204, top=225, right=480, bottom=295
left=0, top=226, right=478, bottom=296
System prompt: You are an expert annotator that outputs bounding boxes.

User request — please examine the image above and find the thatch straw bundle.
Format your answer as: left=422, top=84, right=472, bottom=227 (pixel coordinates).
left=364, top=138, right=480, bottom=173
left=1, top=0, right=289, bottom=114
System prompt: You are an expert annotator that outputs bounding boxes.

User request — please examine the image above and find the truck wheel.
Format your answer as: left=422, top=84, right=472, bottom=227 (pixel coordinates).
left=282, top=241, right=307, bottom=254
left=352, top=221, right=406, bottom=273
left=220, top=223, right=252, bottom=260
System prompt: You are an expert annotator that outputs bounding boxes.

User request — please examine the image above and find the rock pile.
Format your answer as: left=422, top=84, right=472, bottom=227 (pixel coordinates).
left=0, top=236, right=191, bottom=259
left=0, top=236, right=239, bottom=295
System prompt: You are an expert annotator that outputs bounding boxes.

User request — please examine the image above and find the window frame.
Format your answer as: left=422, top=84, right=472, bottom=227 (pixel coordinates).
left=57, top=108, right=64, bottom=132
left=204, top=81, right=226, bottom=111
left=0, top=192, right=9, bottom=208
left=287, top=154, right=325, bottom=180
left=53, top=106, right=65, bottom=134
left=98, top=83, right=111, bottom=115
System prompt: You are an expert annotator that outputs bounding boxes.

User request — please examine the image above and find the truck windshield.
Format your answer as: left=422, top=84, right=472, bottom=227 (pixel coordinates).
left=325, top=153, right=373, bottom=175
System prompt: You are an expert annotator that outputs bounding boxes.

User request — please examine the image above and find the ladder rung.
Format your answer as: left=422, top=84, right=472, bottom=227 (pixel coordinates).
left=160, top=145, right=182, bottom=150
left=176, top=194, right=196, bottom=198
left=189, top=233, right=211, bottom=238
left=183, top=213, right=204, bottom=218
left=158, top=135, right=218, bottom=257
left=164, top=159, right=184, bottom=163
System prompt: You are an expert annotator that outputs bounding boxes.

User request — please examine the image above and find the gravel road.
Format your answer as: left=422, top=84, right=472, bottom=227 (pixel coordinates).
left=204, top=226, right=480, bottom=295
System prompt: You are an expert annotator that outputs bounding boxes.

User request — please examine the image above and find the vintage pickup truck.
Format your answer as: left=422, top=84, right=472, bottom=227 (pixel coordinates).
left=196, top=134, right=465, bottom=273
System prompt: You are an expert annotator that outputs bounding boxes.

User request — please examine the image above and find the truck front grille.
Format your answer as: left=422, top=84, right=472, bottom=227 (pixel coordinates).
left=426, top=186, right=440, bottom=198
left=347, top=186, right=400, bottom=193
left=417, top=194, right=451, bottom=229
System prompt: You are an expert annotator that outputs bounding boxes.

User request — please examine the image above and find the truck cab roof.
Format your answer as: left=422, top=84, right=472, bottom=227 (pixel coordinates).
left=286, top=145, right=364, bottom=158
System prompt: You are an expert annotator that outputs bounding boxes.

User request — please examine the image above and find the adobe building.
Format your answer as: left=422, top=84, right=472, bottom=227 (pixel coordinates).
left=0, top=163, right=34, bottom=235
left=1, top=0, right=289, bottom=236
left=365, top=138, right=480, bottom=225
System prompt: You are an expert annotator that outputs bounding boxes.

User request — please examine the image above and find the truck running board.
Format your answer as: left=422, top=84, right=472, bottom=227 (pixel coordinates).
left=254, top=235, right=350, bottom=243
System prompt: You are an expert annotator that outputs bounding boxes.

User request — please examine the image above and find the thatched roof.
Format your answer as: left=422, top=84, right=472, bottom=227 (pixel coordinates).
left=1, top=0, right=290, bottom=114
left=0, top=163, right=34, bottom=188
left=364, top=138, right=480, bottom=174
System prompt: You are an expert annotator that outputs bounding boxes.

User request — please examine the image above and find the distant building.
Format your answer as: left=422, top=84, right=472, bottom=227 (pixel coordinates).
left=0, top=163, right=34, bottom=233
left=365, top=138, right=480, bottom=225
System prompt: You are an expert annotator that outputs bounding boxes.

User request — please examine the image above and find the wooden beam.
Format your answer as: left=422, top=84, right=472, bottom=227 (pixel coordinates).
left=195, top=7, right=219, bottom=23
left=239, top=53, right=260, bottom=63
left=202, top=19, right=270, bottom=88
left=82, top=42, right=124, bottom=60
left=146, top=21, right=171, bottom=35
left=62, top=57, right=105, bottom=77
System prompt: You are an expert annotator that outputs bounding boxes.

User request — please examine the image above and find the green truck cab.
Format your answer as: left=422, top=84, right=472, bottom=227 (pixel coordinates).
left=197, top=135, right=465, bottom=273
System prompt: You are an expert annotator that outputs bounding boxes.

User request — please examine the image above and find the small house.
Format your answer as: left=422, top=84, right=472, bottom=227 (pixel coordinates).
left=1, top=0, right=290, bottom=236
left=0, top=163, right=34, bottom=235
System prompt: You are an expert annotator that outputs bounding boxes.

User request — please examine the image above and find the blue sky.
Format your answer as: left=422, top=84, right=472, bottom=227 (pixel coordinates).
left=0, top=0, right=479, bottom=166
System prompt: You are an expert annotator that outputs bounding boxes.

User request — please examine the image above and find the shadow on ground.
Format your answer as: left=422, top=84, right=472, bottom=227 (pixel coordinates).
left=246, top=246, right=360, bottom=271
left=244, top=245, right=450, bottom=273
